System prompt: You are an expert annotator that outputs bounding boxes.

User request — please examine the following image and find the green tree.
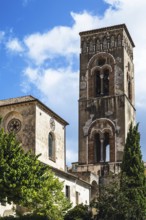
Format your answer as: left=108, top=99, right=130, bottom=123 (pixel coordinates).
left=93, top=123, right=146, bottom=220
left=121, top=123, right=146, bottom=219
left=0, top=126, right=70, bottom=219
left=95, top=178, right=130, bottom=220
left=64, top=204, right=92, bottom=220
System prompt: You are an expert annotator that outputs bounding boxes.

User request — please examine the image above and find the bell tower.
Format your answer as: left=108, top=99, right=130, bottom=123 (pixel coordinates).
left=78, top=24, right=135, bottom=173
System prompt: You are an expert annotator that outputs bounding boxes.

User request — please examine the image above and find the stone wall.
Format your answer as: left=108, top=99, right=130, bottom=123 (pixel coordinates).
left=35, top=104, right=66, bottom=171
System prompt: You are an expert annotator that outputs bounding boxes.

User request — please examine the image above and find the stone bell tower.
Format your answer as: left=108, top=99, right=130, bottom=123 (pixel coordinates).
left=78, top=24, right=135, bottom=174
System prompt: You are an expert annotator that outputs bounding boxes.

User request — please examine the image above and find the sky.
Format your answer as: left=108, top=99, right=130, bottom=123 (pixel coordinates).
left=0, top=0, right=146, bottom=165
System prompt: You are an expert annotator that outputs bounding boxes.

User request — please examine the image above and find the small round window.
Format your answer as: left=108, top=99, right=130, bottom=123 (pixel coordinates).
left=7, top=118, right=21, bottom=133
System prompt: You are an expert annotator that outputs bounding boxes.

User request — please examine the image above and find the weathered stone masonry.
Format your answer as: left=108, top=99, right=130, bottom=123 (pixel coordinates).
left=78, top=24, right=135, bottom=175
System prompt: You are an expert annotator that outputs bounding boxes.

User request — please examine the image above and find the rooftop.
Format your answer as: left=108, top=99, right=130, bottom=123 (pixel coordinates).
left=0, top=95, right=69, bottom=126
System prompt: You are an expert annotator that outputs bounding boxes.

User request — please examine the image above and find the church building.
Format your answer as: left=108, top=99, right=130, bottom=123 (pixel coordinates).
left=0, top=96, right=90, bottom=216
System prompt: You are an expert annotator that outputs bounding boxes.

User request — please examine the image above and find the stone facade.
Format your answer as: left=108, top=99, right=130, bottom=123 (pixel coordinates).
left=0, top=95, right=91, bottom=216
left=78, top=24, right=135, bottom=167
left=0, top=95, right=67, bottom=170
left=68, top=24, right=136, bottom=193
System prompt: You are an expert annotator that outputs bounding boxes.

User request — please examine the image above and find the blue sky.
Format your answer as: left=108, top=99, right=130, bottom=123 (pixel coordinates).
left=0, top=0, right=146, bottom=165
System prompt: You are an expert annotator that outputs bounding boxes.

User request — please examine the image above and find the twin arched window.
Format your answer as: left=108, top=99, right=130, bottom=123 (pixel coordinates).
left=94, top=132, right=110, bottom=163
left=48, top=133, right=55, bottom=161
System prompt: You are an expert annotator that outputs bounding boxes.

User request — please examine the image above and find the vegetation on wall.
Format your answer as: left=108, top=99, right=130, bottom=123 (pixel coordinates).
left=0, top=122, right=71, bottom=220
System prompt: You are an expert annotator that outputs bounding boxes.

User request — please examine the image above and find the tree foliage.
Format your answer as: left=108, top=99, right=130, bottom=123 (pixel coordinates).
left=64, top=204, right=92, bottom=220
left=120, top=123, right=146, bottom=220
left=0, top=126, right=70, bottom=219
left=93, top=123, right=146, bottom=220
left=94, top=178, right=131, bottom=220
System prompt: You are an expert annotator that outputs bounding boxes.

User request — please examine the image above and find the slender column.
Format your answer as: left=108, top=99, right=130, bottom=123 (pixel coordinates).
left=100, top=73, right=104, bottom=95
left=100, top=138, right=104, bottom=162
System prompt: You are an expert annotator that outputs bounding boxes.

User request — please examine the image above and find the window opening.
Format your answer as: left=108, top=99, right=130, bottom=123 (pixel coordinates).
left=98, top=58, right=106, bottom=66
left=128, top=81, right=131, bottom=100
left=95, top=71, right=101, bottom=96
left=48, top=133, right=55, bottom=160
left=94, top=133, right=101, bottom=163
left=65, top=185, right=70, bottom=200
left=103, top=69, right=109, bottom=95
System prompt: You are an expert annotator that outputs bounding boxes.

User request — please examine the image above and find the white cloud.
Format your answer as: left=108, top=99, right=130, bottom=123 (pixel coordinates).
left=23, top=11, right=101, bottom=65
left=6, top=38, right=24, bottom=53
left=23, top=66, right=79, bottom=112
left=24, top=26, right=79, bottom=65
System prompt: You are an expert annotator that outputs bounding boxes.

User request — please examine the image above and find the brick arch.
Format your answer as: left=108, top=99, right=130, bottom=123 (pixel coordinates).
left=88, top=118, right=116, bottom=135
left=90, top=64, right=112, bottom=77
left=87, top=52, right=116, bottom=69
left=88, top=118, right=116, bottom=163
left=89, top=129, right=103, bottom=140
left=90, top=66, right=102, bottom=76
left=101, top=64, right=112, bottom=73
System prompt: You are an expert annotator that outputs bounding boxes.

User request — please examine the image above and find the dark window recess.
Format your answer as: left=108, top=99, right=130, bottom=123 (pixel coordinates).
left=103, top=69, right=109, bottom=95
left=96, top=72, right=101, bottom=96
left=94, top=133, right=101, bottom=163
left=48, top=133, right=55, bottom=161
left=98, top=58, right=106, bottom=66
left=65, top=185, right=70, bottom=200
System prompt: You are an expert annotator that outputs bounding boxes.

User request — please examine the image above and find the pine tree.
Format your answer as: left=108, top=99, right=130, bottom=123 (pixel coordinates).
left=121, top=123, right=146, bottom=219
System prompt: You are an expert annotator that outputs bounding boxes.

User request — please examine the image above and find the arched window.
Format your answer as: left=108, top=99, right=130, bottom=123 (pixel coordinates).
left=94, top=133, right=101, bottom=163
left=48, top=133, right=55, bottom=161
left=103, top=69, right=109, bottom=95
left=95, top=71, right=101, bottom=96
